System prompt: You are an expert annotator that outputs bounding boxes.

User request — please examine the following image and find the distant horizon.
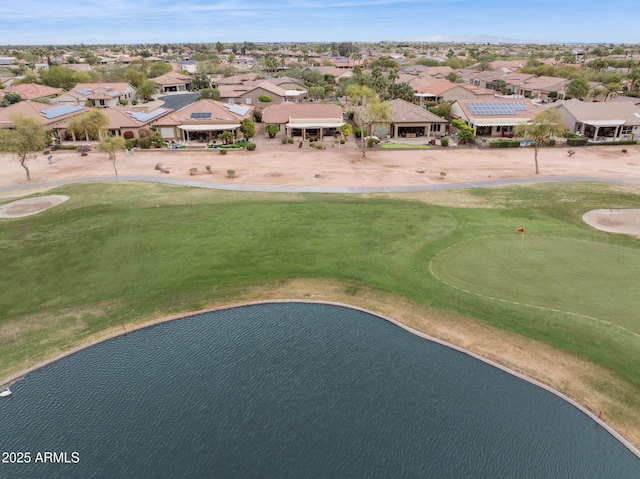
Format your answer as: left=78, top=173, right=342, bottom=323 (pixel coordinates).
left=1, top=1, right=638, bottom=47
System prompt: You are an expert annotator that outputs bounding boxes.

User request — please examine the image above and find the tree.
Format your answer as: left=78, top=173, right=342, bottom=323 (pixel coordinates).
left=566, top=78, right=590, bottom=99
left=0, top=114, right=49, bottom=181
left=218, top=130, right=235, bottom=145
left=265, top=123, right=279, bottom=138
left=193, top=73, right=211, bottom=90
left=514, top=109, right=565, bottom=174
left=240, top=118, right=256, bottom=139
left=199, top=88, right=221, bottom=101
left=149, top=62, right=172, bottom=78
left=124, top=67, right=146, bottom=87
left=136, top=80, right=157, bottom=102
left=340, top=123, right=352, bottom=139
left=308, top=86, right=326, bottom=101
left=264, top=55, right=279, bottom=72
left=391, top=82, right=415, bottom=102
left=98, top=136, right=126, bottom=179
left=67, top=109, right=109, bottom=141
left=346, top=85, right=392, bottom=159
left=40, top=65, right=77, bottom=89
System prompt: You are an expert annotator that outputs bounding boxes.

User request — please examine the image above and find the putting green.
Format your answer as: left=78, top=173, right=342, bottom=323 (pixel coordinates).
left=430, top=235, right=640, bottom=334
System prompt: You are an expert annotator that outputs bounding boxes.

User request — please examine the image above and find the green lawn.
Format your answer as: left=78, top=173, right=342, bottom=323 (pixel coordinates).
left=1, top=181, right=640, bottom=397
left=431, top=235, right=640, bottom=333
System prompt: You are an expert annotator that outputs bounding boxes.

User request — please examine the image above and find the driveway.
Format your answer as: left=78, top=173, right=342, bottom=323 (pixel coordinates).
left=157, top=93, right=200, bottom=111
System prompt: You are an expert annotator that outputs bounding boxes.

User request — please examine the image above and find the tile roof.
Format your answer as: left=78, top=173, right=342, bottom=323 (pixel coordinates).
left=262, top=103, right=343, bottom=124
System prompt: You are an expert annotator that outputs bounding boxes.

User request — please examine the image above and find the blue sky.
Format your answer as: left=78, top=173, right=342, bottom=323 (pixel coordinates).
left=1, top=0, right=638, bottom=46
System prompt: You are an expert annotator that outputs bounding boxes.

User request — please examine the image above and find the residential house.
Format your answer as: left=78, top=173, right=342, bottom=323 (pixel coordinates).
left=171, top=60, right=198, bottom=74
left=101, top=106, right=173, bottom=139
left=218, top=81, right=306, bottom=105
left=261, top=102, right=344, bottom=140
left=152, top=72, right=193, bottom=93
left=421, top=66, right=455, bottom=79
left=0, top=83, right=63, bottom=102
left=153, top=99, right=253, bottom=143
left=0, top=101, right=88, bottom=141
left=551, top=98, right=640, bottom=141
left=450, top=98, right=540, bottom=136
left=509, top=75, right=569, bottom=101
left=456, top=69, right=510, bottom=90
left=303, top=66, right=353, bottom=84
left=385, top=99, right=448, bottom=139
left=410, top=78, right=495, bottom=105
left=52, top=82, right=137, bottom=107
left=212, top=73, right=261, bottom=87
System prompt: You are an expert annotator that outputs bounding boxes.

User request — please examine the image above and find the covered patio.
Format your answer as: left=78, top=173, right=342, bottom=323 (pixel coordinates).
left=285, top=118, right=345, bottom=140
left=177, top=123, right=242, bottom=144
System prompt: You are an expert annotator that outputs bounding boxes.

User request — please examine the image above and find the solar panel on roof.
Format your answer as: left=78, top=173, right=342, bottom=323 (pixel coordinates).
left=190, top=112, right=212, bottom=119
left=75, top=88, right=92, bottom=95
left=466, top=102, right=527, bottom=116
left=224, top=104, right=250, bottom=116
left=127, top=108, right=168, bottom=122
left=41, top=104, right=84, bottom=119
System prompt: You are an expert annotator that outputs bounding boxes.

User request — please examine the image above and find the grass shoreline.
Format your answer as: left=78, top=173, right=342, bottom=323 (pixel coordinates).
left=2, top=182, right=640, bottom=452
left=2, top=287, right=640, bottom=458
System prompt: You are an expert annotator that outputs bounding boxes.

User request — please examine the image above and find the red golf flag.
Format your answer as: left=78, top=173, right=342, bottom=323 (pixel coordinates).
left=517, top=228, right=525, bottom=233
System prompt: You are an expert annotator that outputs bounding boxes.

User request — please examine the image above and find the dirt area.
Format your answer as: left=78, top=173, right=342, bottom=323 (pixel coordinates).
left=0, top=195, right=69, bottom=218
left=1, top=137, right=639, bottom=197
left=583, top=209, right=640, bottom=236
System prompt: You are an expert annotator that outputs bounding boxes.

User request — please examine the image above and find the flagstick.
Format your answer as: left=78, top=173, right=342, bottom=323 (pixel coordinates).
left=521, top=231, right=525, bottom=251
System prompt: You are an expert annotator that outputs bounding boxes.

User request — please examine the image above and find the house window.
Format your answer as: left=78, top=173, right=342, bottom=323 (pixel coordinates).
left=99, top=100, right=105, bottom=106
left=620, top=125, right=632, bottom=135
left=430, top=123, right=441, bottom=132
left=228, top=98, right=235, bottom=104
left=245, top=97, right=252, bottom=104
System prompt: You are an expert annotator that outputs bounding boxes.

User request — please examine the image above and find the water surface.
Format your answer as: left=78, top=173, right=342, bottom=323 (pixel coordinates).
left=1, top=302, right=639, bottom=478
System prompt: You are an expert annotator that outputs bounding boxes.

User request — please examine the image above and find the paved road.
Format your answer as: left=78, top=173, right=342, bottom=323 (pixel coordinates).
left=2, top=175, right=640, bottom=195
left=156, top=93, right=200, bottom=111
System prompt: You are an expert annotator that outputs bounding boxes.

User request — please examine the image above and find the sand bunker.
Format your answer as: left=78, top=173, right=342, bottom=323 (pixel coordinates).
left=0, top=195, right=69, bottom=218
left=582, top=209, right=640, bottom=237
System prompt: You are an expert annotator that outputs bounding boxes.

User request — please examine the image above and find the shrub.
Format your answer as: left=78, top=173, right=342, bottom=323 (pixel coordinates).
left=253, top=110, right=263, bottom=123
left=119, top=99, right=129, bottom=106
left=246, top=142, right=256, bottom=151
left=77, top=144, right=91, bottom=156
left=298, top=140, right=303, bottom=148
left=205, top=165, right=212, bottom=173
left=566, top=131, right=577, bottom=139
left=123, top=131, right=134, bottom=140
left=125, top=138, right=138, bottom=150
left=367, top=137, right=380, bottom=148
left=280, top=135, right=289, bottom=144
left=288, top=137, right=294, bottom=144
left=354, top=127, right=362, bottom=138
left=219, top=149, right=227, bottom=155
left=568, top=149, right=576, bottom=157
left=131, top=99, right=138, bottom=105
left=567, top=137, right=588, bottom=146
left=258, top=94, right=271, bottom=102
left=266, top=124, right=279, bottom=139
left=226, top=169, right=235, bottom=178
left=138, top=138, right=152, bottom=149
left=489, top=139, right=521, bottom=148
left=440, top=137, right=449, bottom=147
